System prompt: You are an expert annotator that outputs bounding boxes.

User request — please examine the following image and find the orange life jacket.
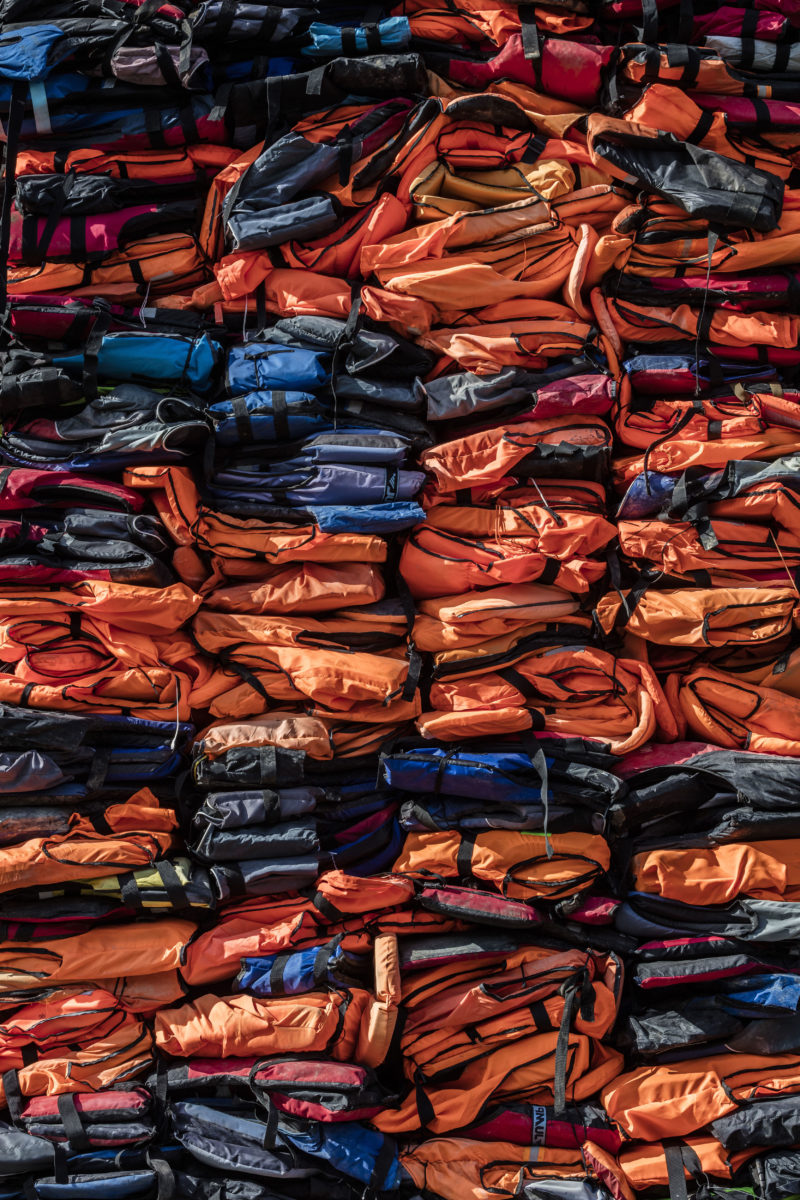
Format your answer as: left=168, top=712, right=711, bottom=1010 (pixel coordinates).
left=421, top=417, right=612, bottom=489
left=191, top=610, right=416, bottom=715
left=603, top=1053, right=800, bottom=1142
left=414, top=584, right=586, bottom=651
left=7, top=232, right=208, bottom=302
left=0, top=920, right=195, bottom=994
left=15, top=146, right=237, bottom=182
left=0, top=789, right=176, bottom=894
left=399, top=947, right=621, bottom=1080
left=616, top=517, right=800, bottom=583
left=679, top=666, right=800, bottom=755
left=374, top=1035, right=623, bottom=1134
left=393, top=828, right=611, bottom=901
left=611, top=195, right=800, bottom=277
left=0, top=581, right=200, bottom=635
left=419, top=640, right=675, bottom=751
left=400, top=1138, right=633, bottom=1200
left=155, top=988, right=376, bottom=1062
left=619, top=1137, right=758, bottom=1192
left=596, top=585, right=800, bottom=652
left=632, top=837, right=800, bottom=905
left=0, top=616, right=212, bottom=723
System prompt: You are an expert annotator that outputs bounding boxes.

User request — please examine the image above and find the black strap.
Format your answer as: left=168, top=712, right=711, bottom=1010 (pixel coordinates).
left=149, top=1154, right=176, bottom=1200
left=368, top=1135, right=399, bottom=1192
left=0, top=81, right=27, bottom=316
left=85, top=746, right=112, bottom=794
left=640, top=0, right=659, bottom=43
left=664, top=1144, right=689, bottom=1200
left=232, top=393, right=254, bottom=444
left=157, top=859, right=192, bottom=910
left=213, top=0, right=238, bottom=41
left=553, top=985, right=578, bottom=1116
left=57, top=1093, right=91, bottom=1152
left=518, top=5, right=542, bottom=78
left=83, top=300, right=112, bottom=402
left=270, top=390, right=289, bottom=442
left=455, top=831, right=476, bottom=880
left=120, top=871, right=144, bottom=911
left=497, top=666, right=541, bottom=703
left=153, top=39, right=184, bottom=89
left=2, top=1069, right=23, bottom=1124
left=269, top=951, right=290, bottom=995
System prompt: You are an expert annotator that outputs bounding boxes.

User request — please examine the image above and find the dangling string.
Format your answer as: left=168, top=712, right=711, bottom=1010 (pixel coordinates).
left=769, top=529, right=800, bottom=601
left=139, top=279, right=151, bottom=327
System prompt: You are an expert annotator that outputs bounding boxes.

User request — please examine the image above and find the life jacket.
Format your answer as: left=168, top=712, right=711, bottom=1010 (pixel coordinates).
left=597, top=585, right=800, bottom=655
left=586, top=113, right=783, bottom=230
left=0, top=917, right=194, bottom=998
left=393, top=827, right=611, bottom=901
left=611, top=195, right=800, bottom=277
left=413, top=584, right=586, bottom=651
left=0, top=1011, right=152, bottom=1112
left=193, top=708, right=416, bottom=772
left=602, top=1052, right=800, bottom=1142
left=613, top=268, right=800, bottom=313
left=622, top=352, right=779, bottom=396
left=16, top=146, right=237, bottom=185
left=359, top=196, right=582, bottom=316
left=8, top=200, right=202, bottom=266
left=1, top=384, right=210, bottom=472
left=19, top=1089, right=154, bottom=1150
left=607, top=747, right=800, bottom=844
left=399, top=1138, right=633, bottom=1200
left=169, top=1096, right=400, bottom=1192
left=192, top=610, right=414, bottom=706
left=401, top=484, right=615, bottom=598
left=417, top=311, right=598, bottom=374
left=154, top=988, right=376, bottom=1062
left=26, top=331, right=220, bottom=396
left=619, top=1138, right=757, bottom=1194
left=751, top=1150, right=800, bottom=1200
left=0, top=581, right=200, bottom=636
left=380, top=737, right=624, bottom=811
left=423, top=33, right=612, bottom=107
left=421, top=365, right=615, bottom=424
left=421, top=416, right=612, bottom=490
left=692, top=6, right=799, bottom=43
left=0, top=468, right=145, bottom=515
left=621, top=82, right=795, bottom=179
left=398, top=946, right=622, bottom=1082
left=616, top=515, right=800, bottom=584
left=181, top=870, right=415, bottom=987
left=615, top=384, right=800, bottom=468
left=679, top=667, right=800, bottom=755
left=0, top=787, right=176, bottom=895
left=419, top=639, right=675, bottom=751
left=7, top=230, right=209, bottom=304
left=632, top=836, right=800, bottom=905
left=712, top=1093, right=800, bottom=1152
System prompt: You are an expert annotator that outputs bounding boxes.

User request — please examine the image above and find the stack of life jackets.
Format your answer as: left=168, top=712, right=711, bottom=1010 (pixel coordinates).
left=2, top=0, right=800, bottom=1198
left=602, top=743, right=800, bottom=1196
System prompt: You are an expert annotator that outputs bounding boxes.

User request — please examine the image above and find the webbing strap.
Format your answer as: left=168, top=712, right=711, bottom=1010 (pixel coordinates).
left=57, top=1092, right=91, bottom=1151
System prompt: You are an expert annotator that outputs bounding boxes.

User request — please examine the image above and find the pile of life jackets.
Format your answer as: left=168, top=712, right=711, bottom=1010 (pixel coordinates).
left=3, top=0, right=800, bottom=1198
